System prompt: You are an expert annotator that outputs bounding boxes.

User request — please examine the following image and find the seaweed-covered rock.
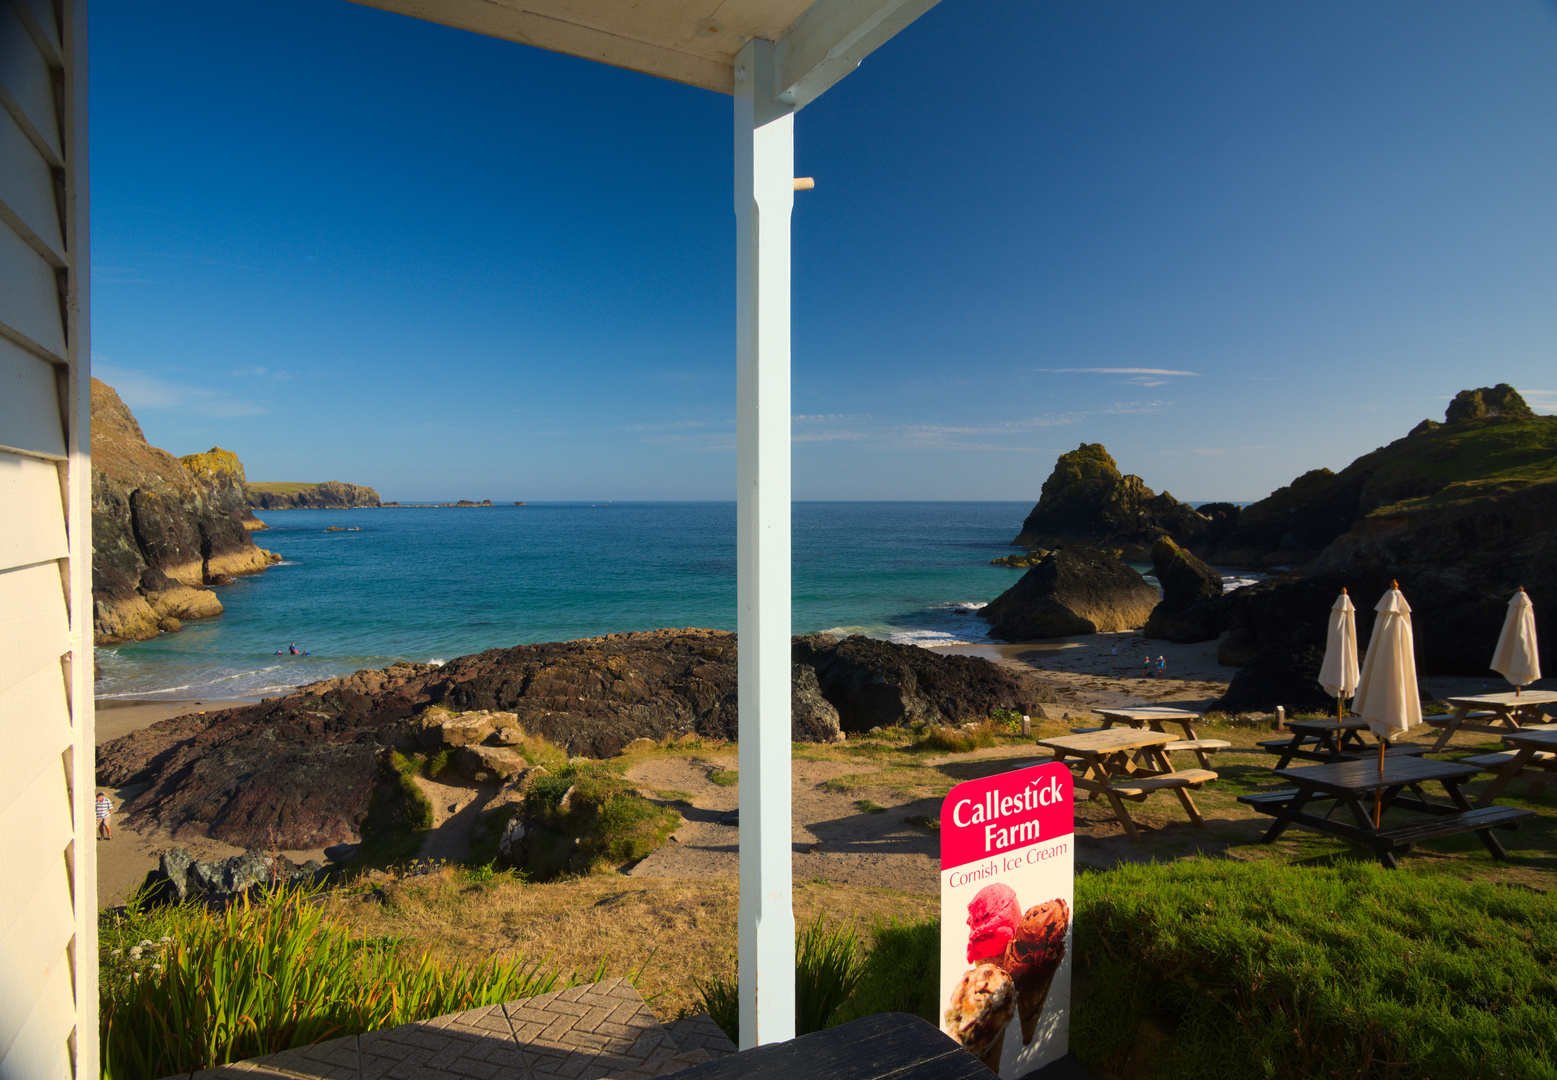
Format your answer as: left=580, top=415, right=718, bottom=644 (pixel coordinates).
left=795, top=634, right=1056, bottom=733
left=981, top=546, right=1160, bottom=640
left=1013, top=444, right=1210, bottom=558
left=1143, top=537, right=1227, bottom=643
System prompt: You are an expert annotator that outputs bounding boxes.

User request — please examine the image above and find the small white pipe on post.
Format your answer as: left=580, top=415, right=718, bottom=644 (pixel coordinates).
left=734, top=37, right=797, bottom=1050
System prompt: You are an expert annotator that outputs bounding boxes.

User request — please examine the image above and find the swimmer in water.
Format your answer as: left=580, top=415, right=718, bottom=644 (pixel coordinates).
left=289, top=643, right=301, bottom=655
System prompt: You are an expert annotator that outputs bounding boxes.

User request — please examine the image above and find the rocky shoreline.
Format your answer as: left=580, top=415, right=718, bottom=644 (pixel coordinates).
left=95, top=629, right=1056, bottom=851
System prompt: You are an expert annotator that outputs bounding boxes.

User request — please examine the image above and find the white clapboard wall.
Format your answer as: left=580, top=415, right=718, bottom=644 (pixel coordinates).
left=0, top=1, right=95, bottom=1078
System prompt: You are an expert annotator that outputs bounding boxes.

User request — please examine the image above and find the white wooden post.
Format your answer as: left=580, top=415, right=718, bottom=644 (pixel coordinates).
left=734, top=36, right=796, bottom=1050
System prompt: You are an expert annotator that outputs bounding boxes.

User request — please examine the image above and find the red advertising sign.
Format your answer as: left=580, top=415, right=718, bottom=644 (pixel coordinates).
left=939, top=762, right=1074, bottom=1078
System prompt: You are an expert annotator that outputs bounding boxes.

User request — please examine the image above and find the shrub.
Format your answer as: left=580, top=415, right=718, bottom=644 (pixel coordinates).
left=515, top=763, right=680, bottom=880
left=100, top=886, right=583, bottom=1080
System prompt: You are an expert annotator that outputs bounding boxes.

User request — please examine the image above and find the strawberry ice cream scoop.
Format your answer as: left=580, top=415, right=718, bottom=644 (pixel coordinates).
left=966, top=883, right=1022, bottom=964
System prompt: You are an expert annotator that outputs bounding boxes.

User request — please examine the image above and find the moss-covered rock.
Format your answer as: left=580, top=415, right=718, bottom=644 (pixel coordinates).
left=1013, top=444, right=1210, bottom=558
left=506, top=763, right=680, bottom=879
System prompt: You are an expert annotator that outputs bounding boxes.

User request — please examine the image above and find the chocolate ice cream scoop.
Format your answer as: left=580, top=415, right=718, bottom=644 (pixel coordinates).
left=999, top=899, right=1069, bottom=1046
left=944, top=962, right=1015, bottom=1071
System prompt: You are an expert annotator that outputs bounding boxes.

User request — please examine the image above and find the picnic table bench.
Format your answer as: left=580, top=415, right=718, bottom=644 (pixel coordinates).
left=1427, top=691, right=1557, bottom=751
left=1258, top=717, right=1429, bottom=769
left=1238, top=756, right=1533, bottom=869
left=1038, top=728, right=1217, bottom=841
left=1074, top=706, right=1231, bottom=768
left=1475, top=727, right=1557, bottom=806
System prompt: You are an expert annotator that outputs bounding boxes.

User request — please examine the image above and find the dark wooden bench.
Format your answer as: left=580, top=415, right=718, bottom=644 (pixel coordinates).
left=1370, top=806, right=1533, bottom=850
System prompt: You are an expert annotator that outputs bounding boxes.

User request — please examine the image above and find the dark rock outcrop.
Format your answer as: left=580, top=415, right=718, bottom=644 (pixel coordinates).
left=1209, top=386, right=1556, bottom=676
left=139, top=847, right=325, bottom=906
left=1013, top=444, right=1211, bottom=559
left=1210, top=646, right=1336, bottom=715
left=793, top=634, right=1056, bottom=733
left=1143, top=537, right=1227, bottom=643
left=91, top=379, right=278, bottom=644
left=246, top=480, right=383, bottom=509
left=791, top=662, right=844, bottom=742
left=981, top=546, right=1160, bottom=640
left=97, top=628, right=1055, bottom=848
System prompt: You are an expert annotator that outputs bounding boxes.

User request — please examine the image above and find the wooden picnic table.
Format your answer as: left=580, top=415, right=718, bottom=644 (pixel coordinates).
left=1258, top=718, right=1429, bottom=769
left=1088, top=706, right=1230, bottom=768
left=1038, top=728, right=1217, bottom=841
left=1476, top=727, right=1557, bottom=806
left=1239, top=756, right=1533, bottom=869
left=1428, top=691, right=1557, bottom=751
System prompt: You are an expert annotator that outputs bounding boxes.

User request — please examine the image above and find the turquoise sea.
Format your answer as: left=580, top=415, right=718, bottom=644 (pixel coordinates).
left=95, top=501, right=1256, bottom=701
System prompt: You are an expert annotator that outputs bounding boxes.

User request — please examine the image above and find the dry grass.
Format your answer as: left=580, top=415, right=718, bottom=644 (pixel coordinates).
left=324, top=871, right=936, bottom=1020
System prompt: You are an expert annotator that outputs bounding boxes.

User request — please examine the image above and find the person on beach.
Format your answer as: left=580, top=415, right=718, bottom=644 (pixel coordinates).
left=1111, top=644, right=1119, bottom=665
left=95, top=792, right=112, bottom=840
left=1157, top=655, right=1167, bottom=678
left=1142, top=656, right=1153, bottom=679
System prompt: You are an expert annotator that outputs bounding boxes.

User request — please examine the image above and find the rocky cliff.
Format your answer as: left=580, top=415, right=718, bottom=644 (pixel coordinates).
left=247, top=481, right=382, bottom=509
left=92, top=380, right=279, bottom=645
left=95, top=629, right=1055, bottom=849
left=1014, top=443, right=1211, bottom=559
left=1211, top=385, right=1556, bottom=685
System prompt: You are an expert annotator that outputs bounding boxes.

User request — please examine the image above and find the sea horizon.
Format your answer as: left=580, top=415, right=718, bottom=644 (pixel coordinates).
left=94, top=501, right=1259, bottom=702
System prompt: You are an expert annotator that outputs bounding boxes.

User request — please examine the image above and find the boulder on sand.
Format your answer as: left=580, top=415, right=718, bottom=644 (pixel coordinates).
left=1143, top=537, right=1227, bottom=644
left=981, top=546, right=1160, bottom=640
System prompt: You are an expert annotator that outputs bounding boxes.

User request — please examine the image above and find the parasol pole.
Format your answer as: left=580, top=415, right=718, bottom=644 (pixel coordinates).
left=1517, top=586, right=1524, bottom=698
left=1340, top=587, right=1349, bottom=721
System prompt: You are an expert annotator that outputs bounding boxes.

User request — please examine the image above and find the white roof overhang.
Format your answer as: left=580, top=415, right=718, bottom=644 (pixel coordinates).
left=346, top=0, right=939, bottom=107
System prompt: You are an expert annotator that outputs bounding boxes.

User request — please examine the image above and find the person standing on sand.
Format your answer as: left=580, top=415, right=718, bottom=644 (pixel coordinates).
left=1157, top=656, right=1167, bottom=678
left=1142, top=656, right=1153, bottom=679
left=95, top=792, right=112, bottom=840
left=1111, top=644, right=1119, bottom=666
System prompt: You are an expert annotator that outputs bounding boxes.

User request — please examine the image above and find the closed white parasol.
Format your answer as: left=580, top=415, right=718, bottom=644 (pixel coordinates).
left=1352, top=582, right=1422, bottom=825
left=1318, top=588, right=1360, bottom=720
left=1490, top=587, right=1542, bottom=695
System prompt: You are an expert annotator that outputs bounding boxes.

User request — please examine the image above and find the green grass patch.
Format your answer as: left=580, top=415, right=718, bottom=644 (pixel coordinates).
left=425, top=748, right=453, bottom=778
left=99, top=886, right=592, bottom=1080
left=653, top=788, right=695, bottom=805
left=853, top=799, right=887, bottom=814
left=833, top=918, right=939, bottom=1028
left=708, top=767, right=739, bottom=787
left=903, top=814, right=940, bottom=832
left=514, top=763, right=681, bottom=880
left=1070, top=859, right=1557, bottom=1080
left=915, top=724, right=997, bottom=754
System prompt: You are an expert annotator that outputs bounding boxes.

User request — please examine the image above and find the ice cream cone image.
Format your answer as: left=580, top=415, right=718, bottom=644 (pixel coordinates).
left=977, top=1026, right=1006, bottom=1073
left=944, top=963, right=1015, bottom=1072
left=997, top=899, right=1069, bottom=1046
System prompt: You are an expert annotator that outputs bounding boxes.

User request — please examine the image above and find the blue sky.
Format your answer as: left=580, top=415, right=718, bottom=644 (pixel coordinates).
left=92, top=0, right=1557, bottom=503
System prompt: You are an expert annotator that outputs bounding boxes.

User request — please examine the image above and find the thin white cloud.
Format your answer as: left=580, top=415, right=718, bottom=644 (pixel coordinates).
left=1518, top=389, right=1557, bottom=414
left=94, top=362, right=267, bottom=417
left=1038, top=367, right=1202, bottom=377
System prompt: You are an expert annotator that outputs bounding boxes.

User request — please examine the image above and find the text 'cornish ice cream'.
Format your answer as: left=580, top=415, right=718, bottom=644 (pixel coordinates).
left=951, top=775, right=1066, bottom=853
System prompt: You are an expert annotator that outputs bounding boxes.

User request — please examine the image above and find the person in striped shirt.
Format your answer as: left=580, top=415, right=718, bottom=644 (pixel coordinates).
left=96, top=791, right=112, bottom=840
